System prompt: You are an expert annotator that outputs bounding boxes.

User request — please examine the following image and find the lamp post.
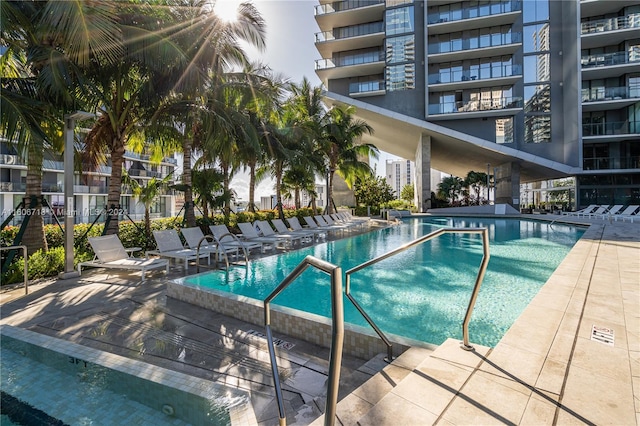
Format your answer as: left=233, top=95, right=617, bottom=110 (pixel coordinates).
left=59, top=111, right=95, bottom=279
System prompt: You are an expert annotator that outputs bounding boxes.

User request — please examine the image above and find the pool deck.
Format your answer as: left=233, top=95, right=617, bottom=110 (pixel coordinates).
left=1, top=214, right=639, bottom=425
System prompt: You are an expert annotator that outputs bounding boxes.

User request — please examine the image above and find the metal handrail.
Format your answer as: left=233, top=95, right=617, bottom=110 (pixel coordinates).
left=345, top=227, right=490, bottom=359
left=0, top=245, right=28, bottom=295
left=195, top=234, right=249, bottom=273
left=264, top=255, right=343, bottom=426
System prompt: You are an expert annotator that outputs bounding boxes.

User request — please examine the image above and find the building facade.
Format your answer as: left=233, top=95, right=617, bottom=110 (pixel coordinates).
left=314, top=0, right=640, bottom=211
left=385, top=158, right=413, bottom=198
left=0, top=139, right=178, bottom=226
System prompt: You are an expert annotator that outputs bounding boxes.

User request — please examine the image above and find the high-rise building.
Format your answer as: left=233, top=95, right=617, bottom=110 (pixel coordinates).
left=314, top=0, right=640, bottom=211
left=385, top=159, right=413, bottom=199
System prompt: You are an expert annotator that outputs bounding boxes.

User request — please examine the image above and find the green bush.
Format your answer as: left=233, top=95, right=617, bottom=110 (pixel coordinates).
left=1, top=246, right=94, bottom=284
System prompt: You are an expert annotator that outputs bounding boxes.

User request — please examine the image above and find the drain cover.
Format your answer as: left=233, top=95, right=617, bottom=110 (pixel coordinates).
left=591, top=325, right=614, bottom=346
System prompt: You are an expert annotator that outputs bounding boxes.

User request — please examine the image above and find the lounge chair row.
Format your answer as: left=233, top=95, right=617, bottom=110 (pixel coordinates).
left=77, top=212, right=372, bottom=281
left=562, top=204, right=639, bottom=221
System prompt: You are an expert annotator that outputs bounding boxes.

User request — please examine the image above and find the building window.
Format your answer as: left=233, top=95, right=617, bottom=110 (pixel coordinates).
left=523, top=0, right=549, bottom=23
left=386, top=35, right=415, bottom=63
left=524, top=23, right=550, bottom=53
left=524, top=84, right=551, bottom=113
left=524, top=54, right=550, bottom=83
left=524, top=115, right=551, bottom=143
left=496, top=118, right=514, bottom=144
left=386, top=6, right=414, bottom=36
left=386, top=64, right=415, bottom=91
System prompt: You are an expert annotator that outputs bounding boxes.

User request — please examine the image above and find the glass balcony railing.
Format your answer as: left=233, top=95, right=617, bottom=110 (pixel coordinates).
left=581, top=13, right=640, bottom=35
left=582, top=120, right=640, bottom=136
left=349, top=80, right=385, bottom=94
left=315, top=21, right=384, bottom=43
left=582, top=84, right=640, bottom=102
left=315, top=0, right=384, bottom=16
left=429, top=96, right=522, bottom=114
left=583, top=156, right=640, bottom=170
left=429, top=32, right=521, bottom=55
left=428, top=0, right=521, bottom=24
left=316, top=50, right=384, bottom=70
left=0, top=182, right=26, bottom=192
left=581, top=50, right=640, bottom=68
left=430, top=64, right=521, bottom=84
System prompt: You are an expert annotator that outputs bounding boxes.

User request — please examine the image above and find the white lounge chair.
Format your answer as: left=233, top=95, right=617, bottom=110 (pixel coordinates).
left=583, top=205, right=610, bottom=218
left=288, top=216, right=326, bottom=241
left=271, top=218, right=316, bottom=243
left=78, top=234, right=168, bottom=282
left=318, top=215, right=351, bottom=234
left=209, top=224, right=263, bottom=255
left=563, top=204, right=598, bottom=216
left=181, top=227, right=219, bottom=258
left=254, top=220, right=302, bottom=248
left=302, top=216, right=336, bottom=235
left=147, top=229, right=210, bottom=272
left=237, top=222, right=284, bottom=250
left=613, top=205, right=639, bottom=222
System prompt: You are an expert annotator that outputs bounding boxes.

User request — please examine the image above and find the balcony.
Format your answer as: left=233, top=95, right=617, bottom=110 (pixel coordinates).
left=349, top=80, right=385, bottom=97
left=315, top=21, right=384, bottom=57
left=582, top=120, right=640, bottom=137
left=315, top=50, right=385, bottom=82
left=0, top=182, right=26, bottom=192
left=42, top=183, right=63, bottom=193
left=0, top=154, right=24, bottom=166
left=581, top=14, right=640, bottom=50
left=428, top=96, right=523, bottom=116
left=584, top=156, right=640, bottom=171
left=581, top=0, right=636, bottom=19
left=428, top=32, right=521, bottom=63
left=581, top=50, right=640, bottom=79
left=428, top=1, right=520, bottom=34
left=581, top=84, right=640, bottom=112
left=429, top=64, right=521, bottom=90
left=43, top=159, right=64, bottom=171
left=315, top=0, right=384, bottom=31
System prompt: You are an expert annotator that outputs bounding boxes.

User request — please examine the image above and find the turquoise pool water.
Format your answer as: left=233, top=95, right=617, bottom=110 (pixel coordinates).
left=0, top=326, right=245, bottom=425
left=182, top=217, right=585, bottom=347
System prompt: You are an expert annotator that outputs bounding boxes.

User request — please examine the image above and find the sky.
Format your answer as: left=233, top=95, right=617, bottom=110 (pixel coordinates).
left=219, top=0, right=398, bottom=202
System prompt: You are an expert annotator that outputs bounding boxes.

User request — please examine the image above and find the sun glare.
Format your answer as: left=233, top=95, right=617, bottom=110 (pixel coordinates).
left=214, top=0, right=242, bottom=22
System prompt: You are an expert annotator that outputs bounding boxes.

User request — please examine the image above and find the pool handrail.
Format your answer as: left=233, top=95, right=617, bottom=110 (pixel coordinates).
left=345, top=227, right=490, bottom=359
left=264, top=255, right=343, bottom=426
left=195, top=233, right=250, bottom=273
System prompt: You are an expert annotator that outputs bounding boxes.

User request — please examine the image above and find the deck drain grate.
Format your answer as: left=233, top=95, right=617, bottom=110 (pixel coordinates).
left=590, top=325, right=614, bottom=346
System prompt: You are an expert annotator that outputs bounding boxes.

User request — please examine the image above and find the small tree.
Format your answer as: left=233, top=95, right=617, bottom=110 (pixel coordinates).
left=400, top=184, right=414, bottom=202
left=123, top=171, right=173, bottom=243
left=354, top=174, right=395, bottom=210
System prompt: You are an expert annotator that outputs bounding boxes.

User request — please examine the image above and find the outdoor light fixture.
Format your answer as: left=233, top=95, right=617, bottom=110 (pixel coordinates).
left=59, top=111, right=95, bottom=279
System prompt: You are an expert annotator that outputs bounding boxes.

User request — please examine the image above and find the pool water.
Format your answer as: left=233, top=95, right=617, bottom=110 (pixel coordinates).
left=182, top=217, right=585, bottom=347
left=0, top=326, right=248, bottom=425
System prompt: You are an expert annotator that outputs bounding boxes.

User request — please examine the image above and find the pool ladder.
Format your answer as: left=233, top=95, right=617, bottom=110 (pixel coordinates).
left=263, top=227, right=490, bottom=426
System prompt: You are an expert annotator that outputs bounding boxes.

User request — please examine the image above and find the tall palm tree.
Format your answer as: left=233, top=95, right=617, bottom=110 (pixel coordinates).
left=1, top=0, right=121, bottom=254
left=320, top=105, right=377, bottom=214
left=437, top=176, right=464, bottom=205
left=160, top=0, right=266, bottom=226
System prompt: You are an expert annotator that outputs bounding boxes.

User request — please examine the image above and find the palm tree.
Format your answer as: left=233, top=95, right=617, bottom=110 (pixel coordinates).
left=191, top=167, right=225, bottom=220
left=437, top=176, right=465, bottom=205
left=160, top=0, right=266, bottom=226
left=122, top=170, right=173, bottom=243
left=1, top=1, right=121, bottom=255
left=464, top=171, right=488, bottom=205
left=320, top=105, right=376, bottom=214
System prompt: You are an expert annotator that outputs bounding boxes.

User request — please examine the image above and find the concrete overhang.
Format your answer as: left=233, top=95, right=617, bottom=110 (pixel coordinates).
left=323, top=91, right=581, bottom=183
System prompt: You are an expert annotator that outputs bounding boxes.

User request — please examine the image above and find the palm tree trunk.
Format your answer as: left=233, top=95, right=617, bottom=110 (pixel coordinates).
left=275, top=163, right=284, bottom=220
left=182, top=140, right=196, bottom=227
left=248, top=162, right=256, bottom=213
left=105, top=138, right=125, bottom=235
left=222, top=162, right=231, bottom=218
left=21, top=142, right=47, bottom=255
left=144, top=207, right=151, bottom=241
left=294, top=188, right=301, bottom=209
left=327, top=169, right=335, bottom=215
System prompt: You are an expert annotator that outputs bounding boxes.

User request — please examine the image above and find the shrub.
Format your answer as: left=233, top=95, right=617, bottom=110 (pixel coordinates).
left=1, top=246, right=95, bottom=284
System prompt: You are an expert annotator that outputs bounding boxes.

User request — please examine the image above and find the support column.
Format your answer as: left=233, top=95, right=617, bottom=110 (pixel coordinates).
left=414, top=134, right=432, bottom=212
left=495, top=162, right=521, bottom=209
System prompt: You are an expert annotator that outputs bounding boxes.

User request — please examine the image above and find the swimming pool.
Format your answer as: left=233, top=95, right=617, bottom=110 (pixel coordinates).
left=176, top=217, right=585, bottom=348
left=0, top=325, right=254, bottom=425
